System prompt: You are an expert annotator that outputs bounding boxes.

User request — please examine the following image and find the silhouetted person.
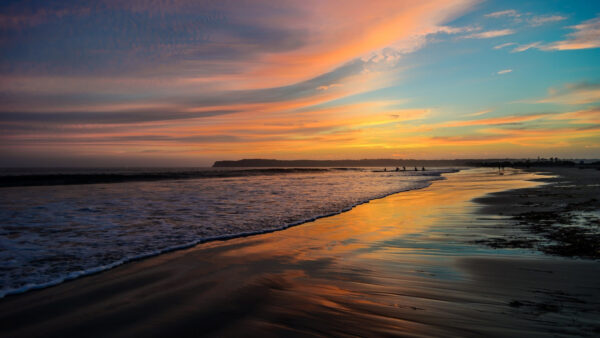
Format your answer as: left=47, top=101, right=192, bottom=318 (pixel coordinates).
left=395, top=167, right=399, bottom=172
left=414, top=167, right=418, bottom=171
left=384, top=168, right=387, bottom=172
left=402, top=166, right=406, bottom=171
left=421, top=166, right=425, bottom=171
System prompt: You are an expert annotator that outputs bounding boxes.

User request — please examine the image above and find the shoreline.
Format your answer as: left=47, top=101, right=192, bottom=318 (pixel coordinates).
left=0, top=169, right=454, bottom=299
left=0, top=168, right=331, bottom=188
left=1, top=168, right=599, bottom=337
left=474, top=167, right=600, bottom=259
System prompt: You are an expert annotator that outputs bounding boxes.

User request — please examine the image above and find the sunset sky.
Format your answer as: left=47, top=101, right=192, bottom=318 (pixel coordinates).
left=1, top=0, right=599, bottom=166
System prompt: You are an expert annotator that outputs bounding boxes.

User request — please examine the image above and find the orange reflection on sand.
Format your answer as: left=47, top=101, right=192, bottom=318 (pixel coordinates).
left=219, top=169, right=540, bottom=264
left=4, top=168, right=575, bottom=337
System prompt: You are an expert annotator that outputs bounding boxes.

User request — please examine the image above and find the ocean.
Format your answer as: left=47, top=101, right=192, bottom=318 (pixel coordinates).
left=0, top=167, right=457, bottom=297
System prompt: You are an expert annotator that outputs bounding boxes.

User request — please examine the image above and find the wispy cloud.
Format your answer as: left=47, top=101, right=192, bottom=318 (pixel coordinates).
left=551, top=107, right=600, bottom=124
left=412, top=108, right=600, bottom=150
left=511, top=42, right=542, bottom=52
left=465, top=29, right=515, bottom=39
left=316, top=83, right=343, bottom=91
left=493, top=42, right=516, bottom=49
left=485, top=10, right=520, bottom=18
left=0, top=6, right=91, bottom=29
left=441, top=113, right=547, bottom=128
left=535, top=82, right=600, bottom=105
left=426, top=125, right=600, bottom=147
left=464, top=109, right=492, bottom=117
left=541, top=15, right=600, bottom=50
left=529, top=15, right=567, bottom=27
left=435, top=25, right=478, bottom=34
left=485, top=9, right=567, bottom=27
left=1, top=1, right=597, bottom=164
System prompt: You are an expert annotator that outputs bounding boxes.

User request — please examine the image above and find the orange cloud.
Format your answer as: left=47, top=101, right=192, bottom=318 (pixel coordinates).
left=536, top=83, right=600, bottom=105
left=247, top=0, right=476, bottom=86
left=418, top=113, right=548, bottom=130
left=551, top=107, right=600, bottom=124
left=463, top=109, right=492, bottom=117
left=416, top=125, right=600, bottom=148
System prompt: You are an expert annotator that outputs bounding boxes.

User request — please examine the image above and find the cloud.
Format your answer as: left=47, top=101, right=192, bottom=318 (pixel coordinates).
left=1, top=0, right=476, bottom=96
left=528, top=15, right=567, bottom=27
left=497, top=69, right=512, bottom=75
left=0, top=58, right=384, bottom=119
left=541, top=15, right=600, bottom=50
left=485, top=9, right=567, bottom=27
left=483, top=126, right=600, bottom=138
left=1, top=134, right=250, bottom=145
left=536, top=82, right=600, bottom=105
left=463, top=109, right=491, bottom=117
left=0, top=6, right=92, bottom=29
left=435, top=25, right=478, bottom=34
left=409, top=113, right=551, bottom=134
left=0, top=1, right=474, bottom=79
left=425, top=125, right=600, bottom=147
left=511, top=42, right=542, bottom=52
left=404, top=104, right=600, bottom=149
left=0, top=0, right=480, bottom=159
left=551, top=107, right=600, bottom=124
left=440, top=114, right=548, bottom=128
left=0, top=108, right=240, bottom=125
left=317, top=84, right=342, bottom=91
left=8, top=1, right=598, bottom=163
left=493, top=42, right=516, bottom=49
left=485, top=10, right=520, bottom=18
left=464, top=29, right=515, bottom=39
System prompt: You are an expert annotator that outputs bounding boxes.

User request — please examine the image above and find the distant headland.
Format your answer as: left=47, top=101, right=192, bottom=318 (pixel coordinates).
left=213, top=159, right=469, bottom=167
left=212, top=158, right=599, bottom=168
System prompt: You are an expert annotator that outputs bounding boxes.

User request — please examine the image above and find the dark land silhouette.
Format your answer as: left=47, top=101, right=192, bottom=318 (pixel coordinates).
left=213, top=158, right=599, bottom=168
left=1, top=158, right=597, bottom=188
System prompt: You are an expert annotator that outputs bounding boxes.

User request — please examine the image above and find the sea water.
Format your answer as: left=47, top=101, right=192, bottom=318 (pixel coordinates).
left=0, top=167, right=457, bottom=297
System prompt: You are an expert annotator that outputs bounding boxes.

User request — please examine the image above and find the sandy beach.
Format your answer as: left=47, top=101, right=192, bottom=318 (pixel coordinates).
left=475, top=167, right=600, bottom=258
left=1, top=168, right=599, bottom=337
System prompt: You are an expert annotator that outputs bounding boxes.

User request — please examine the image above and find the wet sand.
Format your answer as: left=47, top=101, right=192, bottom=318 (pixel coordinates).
left=475, top=167, right=600, bottom=258
left=1, top=168, right=599, bottom=337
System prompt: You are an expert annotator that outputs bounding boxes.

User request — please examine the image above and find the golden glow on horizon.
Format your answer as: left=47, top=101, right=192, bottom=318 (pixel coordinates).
left=1, top=0, right=599, bottom=165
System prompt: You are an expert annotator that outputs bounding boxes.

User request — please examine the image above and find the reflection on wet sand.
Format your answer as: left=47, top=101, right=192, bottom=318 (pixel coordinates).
left=1, top=168, right=599, bottom=337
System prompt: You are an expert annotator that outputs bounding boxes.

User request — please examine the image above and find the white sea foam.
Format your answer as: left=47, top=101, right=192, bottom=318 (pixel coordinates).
left=0, top=168, right=458, bottom=298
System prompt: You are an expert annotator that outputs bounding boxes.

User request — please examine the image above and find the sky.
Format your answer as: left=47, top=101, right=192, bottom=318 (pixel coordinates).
left=1, top=0, right=599, bottom=166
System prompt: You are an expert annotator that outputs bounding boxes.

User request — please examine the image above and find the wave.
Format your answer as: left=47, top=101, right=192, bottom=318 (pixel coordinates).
left=0, top=169, right=458, bottom=298
left=0, top=168, right=331, bottom=188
